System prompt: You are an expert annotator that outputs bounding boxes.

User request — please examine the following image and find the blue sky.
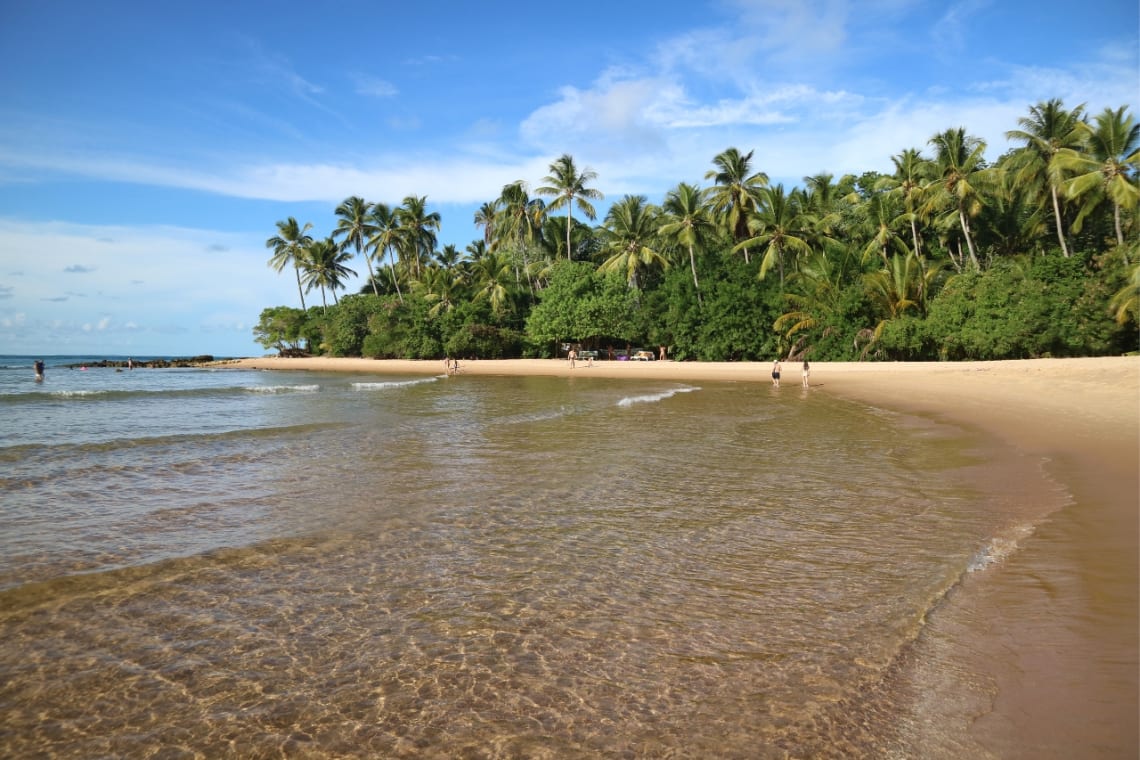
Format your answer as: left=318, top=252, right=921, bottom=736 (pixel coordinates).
left=1, top=0, right=1136, bottom=357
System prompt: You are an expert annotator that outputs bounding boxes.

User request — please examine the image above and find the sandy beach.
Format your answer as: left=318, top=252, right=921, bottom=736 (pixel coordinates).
left=225, top=355, right=1138, bottom=753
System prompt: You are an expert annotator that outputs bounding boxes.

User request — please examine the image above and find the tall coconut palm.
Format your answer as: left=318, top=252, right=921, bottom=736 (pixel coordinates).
left=366, top=202, right=404, bottom=302
left=926, top=128, right=992, bottom=270
left=1060, top=105, right=1140, bottom=248
left=659, top=182, right=714, bottom=304
left=536, top=153, right=603, bottom=260
left=493, top=181, right=545, bottom=290
left=301, top=238, right=357, bottom=311
left=266, top=217, right=314, bottom=309
left=333, top=196, right=379, bottom=294
left=876, top=148, right=933, bottom=259
left=434, top=244, right=462, bottom=271
left=395, top=195, right=440, bottom=278
left=473, top=201, right=498, bottom=246
left=858, top=190, right=910, bottom=265
left=736, top=185, right=813, bottom=287
left=1005, top=99, right=1087, bottom=257
left=704, top=147, right=769, bottom=262
left=598, top=195, right=668, bottom=291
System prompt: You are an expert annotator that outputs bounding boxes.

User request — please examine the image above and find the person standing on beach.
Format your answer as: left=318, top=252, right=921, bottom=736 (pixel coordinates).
left=34, top=359, right=44, bottom=382
left=568, top=348, right=577, bottom=369
left=771, top=359, right=781, bottom=387
left=802, top=360, right=810, bottom=388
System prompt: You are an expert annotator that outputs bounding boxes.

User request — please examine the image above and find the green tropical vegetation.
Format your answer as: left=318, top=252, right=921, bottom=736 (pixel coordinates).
left=256, top=100, right=1139, bottom=362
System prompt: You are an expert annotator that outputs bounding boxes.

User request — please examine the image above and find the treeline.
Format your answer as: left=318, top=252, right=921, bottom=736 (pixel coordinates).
left=256, top=99, right=1139, bottom=362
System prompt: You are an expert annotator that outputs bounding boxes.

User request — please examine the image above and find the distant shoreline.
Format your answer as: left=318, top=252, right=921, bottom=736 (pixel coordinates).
left=222, top=354, right=1139, bottom=458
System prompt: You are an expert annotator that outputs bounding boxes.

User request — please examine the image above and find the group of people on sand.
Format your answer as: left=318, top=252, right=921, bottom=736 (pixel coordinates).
left=771, top=359, right=810, bottom=388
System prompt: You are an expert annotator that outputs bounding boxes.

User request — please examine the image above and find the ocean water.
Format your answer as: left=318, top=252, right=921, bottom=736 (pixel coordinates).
left=0, top=356, right=1080, bottom=757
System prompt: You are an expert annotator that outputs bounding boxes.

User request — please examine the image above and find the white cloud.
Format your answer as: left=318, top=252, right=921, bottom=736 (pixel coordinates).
left=354, top=76, right=399, bottom=98
left=0, top=218, right=301, bottom=355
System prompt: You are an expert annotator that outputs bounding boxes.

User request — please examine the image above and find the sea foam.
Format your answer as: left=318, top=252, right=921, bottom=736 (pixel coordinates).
left=616, top=386, right=699, bottom=407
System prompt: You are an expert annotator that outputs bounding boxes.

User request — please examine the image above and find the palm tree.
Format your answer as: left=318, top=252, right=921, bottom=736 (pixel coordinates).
left=333, top=196, right=379, bottom=295
left=473, top=201, right=498, bottom=246
left=858, top=190, right=910, bottom=265
left=1109, top=260, right=1140, bottom=324
left=704, top=147, right=769, bottom=262
left=266, top=217, right=314, bottom=309
left=1005, top=99, right=1087, bottom=257
left=659, top=182, right=714, bottom=304
left=493, top=181, right=545, bottom=290
left=876, top=148, right=933, bottom=259
left=1060, top=106, right=1140, bottom=248
left=926, top=127, right=993, bottom=270
left=415, top=264, right=466, bottom=317
left=598, top=195, right=668, bottom=291
left=863, top=252, right=941, bottom=342
left=469, top=249, right=515, bottom=316
left=367, top=202, right=404, bottom=303
left=301, top=238, right=357, bottom=311
left=773, top=250, right=846, bottom=348
left=431, top=244, right=459, bottom=271
left=736, top=185, right=813, bottom=287
left=395, top=195, right=440, bottom=278
left=536, top=153, right=603, bottom=260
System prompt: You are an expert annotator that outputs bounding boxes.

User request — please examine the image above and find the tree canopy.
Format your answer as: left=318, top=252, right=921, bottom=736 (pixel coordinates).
left=260, top=100, right=1138, bottom=362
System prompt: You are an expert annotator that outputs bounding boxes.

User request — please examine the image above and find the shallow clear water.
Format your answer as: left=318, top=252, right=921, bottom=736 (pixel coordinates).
left=0, top=358, right=1070, bottom=757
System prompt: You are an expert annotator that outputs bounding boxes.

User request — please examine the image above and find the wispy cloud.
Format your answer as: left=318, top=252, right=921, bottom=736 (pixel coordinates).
left=354, top=75, right=399, bottom=98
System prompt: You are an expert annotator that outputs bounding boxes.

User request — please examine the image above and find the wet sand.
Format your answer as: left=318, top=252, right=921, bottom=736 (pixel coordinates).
left=228, top=355, right=1139, bottom=755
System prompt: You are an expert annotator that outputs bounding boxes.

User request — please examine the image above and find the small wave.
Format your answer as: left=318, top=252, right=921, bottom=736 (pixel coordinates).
left=352, top=377, right=440, bottom=391
left=617, top=386, right=700, bottom=407
left=244, top=384, right=320, bottom=394
left=967, top=524, right=1035, bottom=573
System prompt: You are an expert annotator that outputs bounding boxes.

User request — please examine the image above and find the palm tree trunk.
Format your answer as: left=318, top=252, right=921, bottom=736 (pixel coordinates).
left=910, top=216, right=922, bottom=260
left=1114, top=202, right=1125, bottom=249
left=566, top=205, right=573, bottom=260
left=365, top=255, right=380, bottom=296
left=389, top=261, right=404, bottom=303
left=687, top=244, right=702, bottom=306
left=294, top=265, right=307, bottom=310
left=1050, top=186, right=1070, bottom=257
left=959, top=211, right=981, bottom=269
left=948, top=240, right=962, bottom=273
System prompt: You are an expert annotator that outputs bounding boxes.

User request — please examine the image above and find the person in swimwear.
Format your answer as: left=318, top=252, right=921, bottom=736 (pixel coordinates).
left=771, top=359, right=781, bottom=387
left=34, top=359, right=45, bottom=382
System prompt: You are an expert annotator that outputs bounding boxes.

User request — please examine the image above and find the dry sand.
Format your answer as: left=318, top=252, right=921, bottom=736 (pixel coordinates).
left=224, top=354, right=1139, bottom=753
